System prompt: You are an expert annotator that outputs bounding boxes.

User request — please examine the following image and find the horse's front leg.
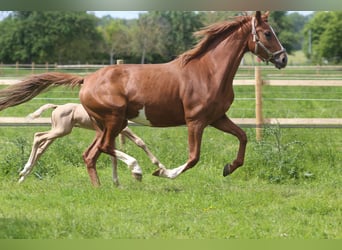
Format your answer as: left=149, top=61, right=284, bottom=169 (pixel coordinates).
left=153, top=122, right=204, bottom=179
left=211, top=115, right=247, bottom=176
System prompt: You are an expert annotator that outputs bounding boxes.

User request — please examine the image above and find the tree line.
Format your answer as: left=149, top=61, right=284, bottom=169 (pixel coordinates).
left=0, top=11, right=340, bottom=65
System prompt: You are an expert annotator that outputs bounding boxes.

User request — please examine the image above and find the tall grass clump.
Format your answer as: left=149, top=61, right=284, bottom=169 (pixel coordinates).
left=249, top=125, right=312, bottom=183
left=0, top=137, right=29, bottom=176
left=0, top=136, right=60, bottom=180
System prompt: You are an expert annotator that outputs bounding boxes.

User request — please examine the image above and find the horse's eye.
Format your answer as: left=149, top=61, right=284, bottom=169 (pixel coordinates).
left=264, top=31, right=272, bottom=39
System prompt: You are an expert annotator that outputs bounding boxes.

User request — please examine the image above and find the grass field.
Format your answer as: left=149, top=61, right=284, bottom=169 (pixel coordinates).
left=0, top=72, right=341, bottom=239
left=0, top=125, right=341, bottom=239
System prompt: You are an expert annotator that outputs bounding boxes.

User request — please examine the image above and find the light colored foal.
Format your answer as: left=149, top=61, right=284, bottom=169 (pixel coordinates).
left=19, top=103, right=166, bottom=186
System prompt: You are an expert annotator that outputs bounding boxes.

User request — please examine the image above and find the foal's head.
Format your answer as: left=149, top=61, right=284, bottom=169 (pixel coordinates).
left=248, top=11, right=287, bottom=69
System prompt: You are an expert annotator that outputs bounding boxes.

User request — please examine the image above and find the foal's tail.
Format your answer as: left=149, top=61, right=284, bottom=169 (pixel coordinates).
left=26, top=103, right=58, bottom=120
left=0, top=72, right=83, bottom=111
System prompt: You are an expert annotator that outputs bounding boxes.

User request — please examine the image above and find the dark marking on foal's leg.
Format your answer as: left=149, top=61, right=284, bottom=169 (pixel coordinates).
left=223, top=164, right=231, bottom=177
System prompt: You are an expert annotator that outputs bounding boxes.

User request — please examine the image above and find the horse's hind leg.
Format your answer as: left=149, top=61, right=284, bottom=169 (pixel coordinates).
left=83, top=132, right=102, bottom=187
left=83, top=117, right=125, bottom=187
left=114, top=150, right=143, bottom=182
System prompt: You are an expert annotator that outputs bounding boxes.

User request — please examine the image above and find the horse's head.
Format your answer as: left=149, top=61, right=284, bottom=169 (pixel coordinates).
left=248, top=11, right=287, bottom=69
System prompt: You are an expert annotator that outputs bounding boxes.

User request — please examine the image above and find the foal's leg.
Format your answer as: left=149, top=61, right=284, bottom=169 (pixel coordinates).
left=211, top=115, right=247, bottom=176
left=110, top=155, right=119, bottom=186
left=19, top=127, right=70, bottom=183
left=153, top=122, right=205, bottom=178
left=121, top=127, right=166, bottom=170
left=19, top=131, right=54, bottom=182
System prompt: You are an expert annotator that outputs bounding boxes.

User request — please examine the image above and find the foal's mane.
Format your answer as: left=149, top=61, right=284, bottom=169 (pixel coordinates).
left=179, top=15, right=252, bottom=65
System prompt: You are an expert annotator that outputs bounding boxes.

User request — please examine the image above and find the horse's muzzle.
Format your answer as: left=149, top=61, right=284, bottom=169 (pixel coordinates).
left=273, top=52, right=288, bottom=69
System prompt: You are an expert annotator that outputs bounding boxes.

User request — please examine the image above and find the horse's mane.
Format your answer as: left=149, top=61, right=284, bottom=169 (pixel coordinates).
left=179, top=15, right=251, bottom=65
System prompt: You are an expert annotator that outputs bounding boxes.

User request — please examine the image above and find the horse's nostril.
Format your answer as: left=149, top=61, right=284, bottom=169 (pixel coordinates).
left=282, top=56, right=287, bottom=64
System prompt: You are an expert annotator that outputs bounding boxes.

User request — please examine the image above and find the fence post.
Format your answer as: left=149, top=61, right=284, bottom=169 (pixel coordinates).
left=255, top=65, right=263, bottom=141
left=116, top=59, right=125, bottom=146
left=16, top=61, right=19, bottom=76
left=45, top=62, right=49, bottom=72
left=116, top=59, right=124, bottom=65
left=31, top=62, right=35, bottom=74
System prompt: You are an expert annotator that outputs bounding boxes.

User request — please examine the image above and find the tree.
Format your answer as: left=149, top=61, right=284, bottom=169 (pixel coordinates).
left=154, top=11, right=203, bottom=59
left=130, top=12, right=168, bottom=64
left=268, top=11, right=298, bottom=54
left=199, top=11, right=242, bottom=26
left=0, top=11, right=103, bottom=64
left=286, top=12, right=308, bottom=50
left=303, top=11, right=342, bottom=64
left=98, top=18, right=131, bottom=64
left=129, top=11, right=203, bottom=63
left=318, top=12, right=342, bottom=64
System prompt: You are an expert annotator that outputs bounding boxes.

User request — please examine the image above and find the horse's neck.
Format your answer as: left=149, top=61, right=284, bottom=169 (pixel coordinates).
left=208, top=33, right=249, bottom=87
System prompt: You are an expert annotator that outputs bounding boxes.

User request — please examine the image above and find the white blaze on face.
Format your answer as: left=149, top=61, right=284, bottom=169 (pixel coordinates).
left=130, top=107, right=152, bottom=126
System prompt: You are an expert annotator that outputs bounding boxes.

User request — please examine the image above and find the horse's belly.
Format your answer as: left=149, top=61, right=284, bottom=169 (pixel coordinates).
left=128, top=104, right=185, bottom=127
left=129, top=107, right=152, bottom=126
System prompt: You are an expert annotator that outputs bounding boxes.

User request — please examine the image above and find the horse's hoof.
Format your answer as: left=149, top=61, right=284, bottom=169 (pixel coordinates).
left=223, top=164, right=231, bottom=177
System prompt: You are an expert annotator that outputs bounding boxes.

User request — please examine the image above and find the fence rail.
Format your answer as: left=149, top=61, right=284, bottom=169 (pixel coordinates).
left=1, top=117, right=341, bottom=129
left=0, top=64, right=341, bottom=137
left=1, top=79, right=342, bottom=87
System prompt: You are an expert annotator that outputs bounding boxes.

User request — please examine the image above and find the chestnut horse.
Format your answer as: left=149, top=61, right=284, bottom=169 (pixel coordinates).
left=0, top=12, right=287, bottom=186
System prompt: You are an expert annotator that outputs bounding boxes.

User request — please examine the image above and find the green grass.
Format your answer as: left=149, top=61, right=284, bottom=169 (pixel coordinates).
left=0, top=74, right=341, bottom=239
left=230, top=85, right=342, bottom=118
left=0, top=172, right=340, bottom=239
left=0, top=126, right=341, bottom=239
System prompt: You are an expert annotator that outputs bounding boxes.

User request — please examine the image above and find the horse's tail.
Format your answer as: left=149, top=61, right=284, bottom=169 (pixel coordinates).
left=0, top=72, right=83, bottom=111
left=26, top=103, right=59, bottom=120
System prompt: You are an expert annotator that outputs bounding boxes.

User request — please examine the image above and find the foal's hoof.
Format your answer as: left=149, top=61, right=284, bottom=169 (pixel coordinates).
left=152, top=168, right=162, bottom=176
left=18, top=176, right=25, bottom=183
left=132, top=173, right=143, bottom=182
left=223, top=164, right=231, bottom=177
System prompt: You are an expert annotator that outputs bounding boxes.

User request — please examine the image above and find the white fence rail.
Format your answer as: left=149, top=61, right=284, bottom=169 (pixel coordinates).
left=1, top=117, right=341, bottom=129
left=1, top=65, right=341, bottom=134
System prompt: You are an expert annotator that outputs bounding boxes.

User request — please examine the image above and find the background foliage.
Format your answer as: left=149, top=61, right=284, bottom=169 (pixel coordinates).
left=0, top=11, right=340, bottom=65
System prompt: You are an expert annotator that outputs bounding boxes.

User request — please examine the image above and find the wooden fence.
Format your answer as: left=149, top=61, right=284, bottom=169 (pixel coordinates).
left=0, top=64, right=341, bottom=140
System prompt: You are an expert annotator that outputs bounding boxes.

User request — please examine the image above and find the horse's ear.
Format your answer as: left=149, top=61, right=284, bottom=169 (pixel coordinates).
left=255, top=11, right=262, bottom=24
left=263, top=11, right=270, bottom=21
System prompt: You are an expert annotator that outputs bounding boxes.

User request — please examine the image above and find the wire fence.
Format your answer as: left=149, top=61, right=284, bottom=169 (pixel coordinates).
left=0, top=64, right=341, bottom=131
left=1, top=63, right=342, bottom=78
